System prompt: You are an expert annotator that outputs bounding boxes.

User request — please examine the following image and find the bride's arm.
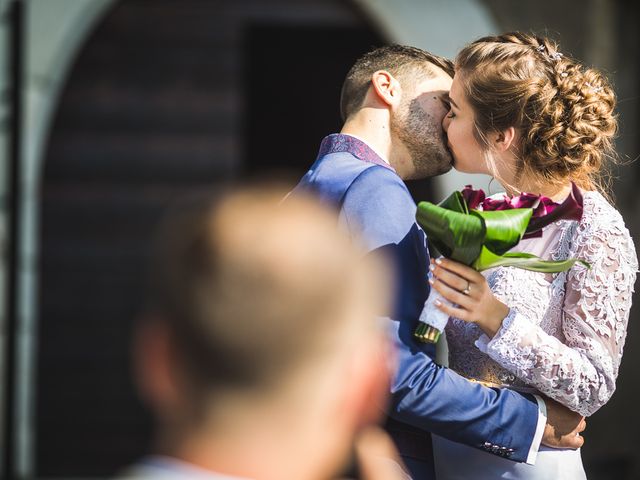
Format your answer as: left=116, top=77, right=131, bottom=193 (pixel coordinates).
left=432, top=219, right=637, bottom=417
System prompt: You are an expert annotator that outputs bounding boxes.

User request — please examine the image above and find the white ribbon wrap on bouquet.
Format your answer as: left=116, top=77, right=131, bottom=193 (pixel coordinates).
left=418, top=288, right=451, bottom=333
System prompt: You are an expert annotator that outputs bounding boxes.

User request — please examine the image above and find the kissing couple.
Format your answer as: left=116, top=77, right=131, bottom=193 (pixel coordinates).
left=293, top=32, right=637, bottom=479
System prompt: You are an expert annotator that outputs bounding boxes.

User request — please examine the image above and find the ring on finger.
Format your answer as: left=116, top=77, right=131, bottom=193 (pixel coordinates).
left=462, top=280, right=471, bottom=295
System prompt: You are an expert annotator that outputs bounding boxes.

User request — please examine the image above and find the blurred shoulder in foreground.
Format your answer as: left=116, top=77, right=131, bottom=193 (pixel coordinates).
left=117, top=185, right=409, bottom=480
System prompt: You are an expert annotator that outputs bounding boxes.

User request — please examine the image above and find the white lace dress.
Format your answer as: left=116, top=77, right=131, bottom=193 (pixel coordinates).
left=433, top=191, right=638, bottom=479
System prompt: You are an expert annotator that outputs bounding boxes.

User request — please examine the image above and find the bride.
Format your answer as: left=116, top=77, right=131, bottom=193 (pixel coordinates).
left=429, top=32, right=638, bottom=478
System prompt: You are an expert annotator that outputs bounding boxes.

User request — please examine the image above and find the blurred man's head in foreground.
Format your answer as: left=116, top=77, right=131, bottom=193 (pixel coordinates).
left=134, top=186, right=392, bottom=480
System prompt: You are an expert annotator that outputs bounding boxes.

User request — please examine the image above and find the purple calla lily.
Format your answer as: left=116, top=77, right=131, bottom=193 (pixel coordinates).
left=461, top=185, right=485, bottom=210
left=482, top=195, right=511, bottom=211
left=457, top=183, right=584, bottom=239
left=533, top=196, right=557, bottom=217
left=524, top=182, right=583, bottom=238
left=511, top=192, right=541, bottom=209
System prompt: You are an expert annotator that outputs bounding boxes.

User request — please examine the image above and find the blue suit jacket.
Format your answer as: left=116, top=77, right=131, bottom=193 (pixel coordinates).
left=293, top=136, right=540, bottom=479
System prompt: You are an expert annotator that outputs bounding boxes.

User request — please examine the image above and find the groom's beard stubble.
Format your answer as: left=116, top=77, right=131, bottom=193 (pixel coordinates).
left=391, top=97, right=453, bottom=180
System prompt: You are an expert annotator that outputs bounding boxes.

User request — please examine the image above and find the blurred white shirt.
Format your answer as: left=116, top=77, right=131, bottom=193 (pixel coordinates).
left=117, top=456, right=250, bottom=479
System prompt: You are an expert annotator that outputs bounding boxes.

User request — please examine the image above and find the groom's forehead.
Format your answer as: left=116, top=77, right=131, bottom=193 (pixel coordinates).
left=415, top=71, right=452, bottom=93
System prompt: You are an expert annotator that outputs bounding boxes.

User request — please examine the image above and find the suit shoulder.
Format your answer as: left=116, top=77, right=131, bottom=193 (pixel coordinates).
left=342, top=166, right=418, bottom=248
left=346, top=165, right=412, bottom=202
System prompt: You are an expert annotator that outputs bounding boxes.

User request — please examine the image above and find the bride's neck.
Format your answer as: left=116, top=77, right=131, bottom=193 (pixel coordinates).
left=493, top=149, right=572, bottom=201
left=502, top=177, right=571, bottom=202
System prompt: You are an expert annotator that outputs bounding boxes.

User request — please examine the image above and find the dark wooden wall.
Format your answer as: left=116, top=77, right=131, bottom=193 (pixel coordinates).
left=37, top=0, right=384, bottom=476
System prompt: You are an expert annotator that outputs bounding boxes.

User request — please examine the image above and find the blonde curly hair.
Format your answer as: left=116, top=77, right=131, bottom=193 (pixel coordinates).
left=455, top=32, right=617, bottom=195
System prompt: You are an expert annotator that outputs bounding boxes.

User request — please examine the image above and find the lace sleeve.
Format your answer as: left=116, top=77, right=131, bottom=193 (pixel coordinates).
left=480, top=214, right=638, bottom=416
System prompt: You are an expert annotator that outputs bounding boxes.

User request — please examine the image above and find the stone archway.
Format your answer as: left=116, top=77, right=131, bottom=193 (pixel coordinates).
left=7, top=1, right=116, bottom=476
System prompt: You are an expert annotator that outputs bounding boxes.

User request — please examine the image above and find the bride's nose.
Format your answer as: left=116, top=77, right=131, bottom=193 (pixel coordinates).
left=442, top=113, right=451, bottom=131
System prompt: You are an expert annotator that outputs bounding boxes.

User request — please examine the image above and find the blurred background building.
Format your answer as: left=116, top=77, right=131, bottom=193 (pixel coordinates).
left=0, top=0, right=638, bottom=478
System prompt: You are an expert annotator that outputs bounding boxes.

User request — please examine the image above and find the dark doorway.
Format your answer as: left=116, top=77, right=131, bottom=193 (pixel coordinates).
left=244, top=24, right=382, bottom=181
left=36, top=0, right=389, bottom=477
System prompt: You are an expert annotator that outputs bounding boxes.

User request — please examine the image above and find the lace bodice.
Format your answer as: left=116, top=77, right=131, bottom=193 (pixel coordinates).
left=445, top=191, right=638, bottom=416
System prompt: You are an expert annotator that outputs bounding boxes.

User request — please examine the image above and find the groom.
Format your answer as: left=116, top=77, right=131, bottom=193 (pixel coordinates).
left=292, top=45, right=585, bottom=479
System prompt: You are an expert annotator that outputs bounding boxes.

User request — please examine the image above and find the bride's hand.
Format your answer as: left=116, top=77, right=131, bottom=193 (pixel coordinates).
left=429, top=257, right=509, bottom=338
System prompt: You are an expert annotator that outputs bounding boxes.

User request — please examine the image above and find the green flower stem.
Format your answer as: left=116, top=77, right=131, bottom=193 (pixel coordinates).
left=414, top=323, right=441, bottom=343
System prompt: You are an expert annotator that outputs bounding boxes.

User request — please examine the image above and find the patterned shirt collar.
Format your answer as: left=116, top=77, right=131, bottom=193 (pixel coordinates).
left=317, top=134, right=395, bottom=172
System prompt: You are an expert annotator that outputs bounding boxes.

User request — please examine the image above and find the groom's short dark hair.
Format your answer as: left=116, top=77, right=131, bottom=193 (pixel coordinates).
left=340, top=45, right=454, bottom=121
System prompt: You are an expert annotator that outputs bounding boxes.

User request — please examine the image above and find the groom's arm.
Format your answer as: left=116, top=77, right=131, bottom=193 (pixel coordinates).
left=341, top=167, right=545, bottom=463
left=386, top=315, right=544, bottom=463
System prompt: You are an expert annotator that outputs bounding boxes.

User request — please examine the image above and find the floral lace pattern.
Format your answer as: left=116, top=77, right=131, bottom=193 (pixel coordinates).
left=445, top=191, right=638, bottom=416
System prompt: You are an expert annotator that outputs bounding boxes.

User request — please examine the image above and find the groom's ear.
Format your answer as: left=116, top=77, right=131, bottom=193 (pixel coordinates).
left=491, top=126, right=517, bottom=152
left=370, top=70, right=402, bottom=108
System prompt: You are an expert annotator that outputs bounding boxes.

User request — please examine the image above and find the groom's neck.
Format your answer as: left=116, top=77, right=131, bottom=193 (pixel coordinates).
left=341, top=109, right=393, bottom=163
left=341, top=109, right=412, bottom=178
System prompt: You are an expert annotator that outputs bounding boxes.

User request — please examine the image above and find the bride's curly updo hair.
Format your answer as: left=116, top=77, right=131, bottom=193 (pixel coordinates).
left=456, top=32, right=617, bottom=194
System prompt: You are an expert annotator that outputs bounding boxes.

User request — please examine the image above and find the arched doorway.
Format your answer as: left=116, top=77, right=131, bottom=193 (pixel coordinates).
left=36, top=0, right=386, bottom=476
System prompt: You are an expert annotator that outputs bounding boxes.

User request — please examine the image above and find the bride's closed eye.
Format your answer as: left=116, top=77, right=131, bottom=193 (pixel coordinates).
left=441, top=98, right=456, bottom=119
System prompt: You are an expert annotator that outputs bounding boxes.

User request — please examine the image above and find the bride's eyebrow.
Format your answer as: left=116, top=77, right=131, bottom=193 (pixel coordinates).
left=447, top=95, right=460, bottom=109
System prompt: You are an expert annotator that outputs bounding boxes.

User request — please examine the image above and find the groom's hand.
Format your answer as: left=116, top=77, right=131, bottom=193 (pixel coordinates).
left=542, top=397, right=586, bottom=449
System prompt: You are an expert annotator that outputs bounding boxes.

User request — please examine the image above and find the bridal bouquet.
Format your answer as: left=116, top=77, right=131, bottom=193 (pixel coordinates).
left=414, top=183, right=589, bottom=343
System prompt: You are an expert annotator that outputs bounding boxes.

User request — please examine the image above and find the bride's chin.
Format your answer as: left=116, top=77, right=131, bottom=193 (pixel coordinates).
left=451, top=160, right=470, bottom=173
left=452, top=160, right=483, bottom=175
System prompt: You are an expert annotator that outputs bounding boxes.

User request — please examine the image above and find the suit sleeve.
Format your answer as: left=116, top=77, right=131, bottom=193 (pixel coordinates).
left=341, top=167, right=543, bottom=463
